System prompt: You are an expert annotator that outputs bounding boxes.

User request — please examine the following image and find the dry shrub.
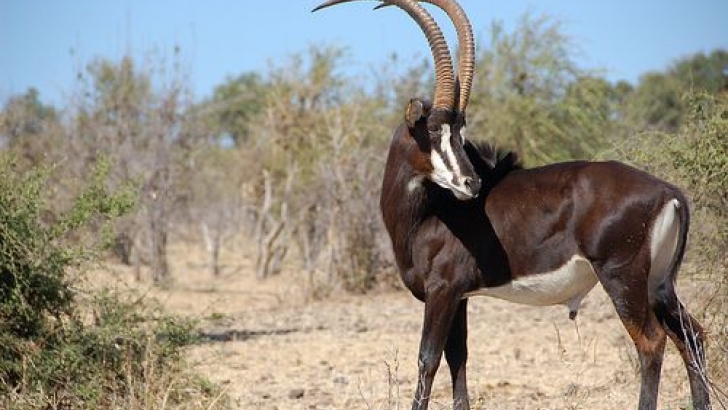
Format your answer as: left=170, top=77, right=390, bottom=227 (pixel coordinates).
left=228, top=47, right=398, bottom=295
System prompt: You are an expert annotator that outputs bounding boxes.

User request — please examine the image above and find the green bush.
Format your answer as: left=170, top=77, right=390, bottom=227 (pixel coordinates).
left=0, top=155, right=229, bottom=409
left=0, top=156, right=131, bottom=385
left=618, top=92, right=727, bottom=267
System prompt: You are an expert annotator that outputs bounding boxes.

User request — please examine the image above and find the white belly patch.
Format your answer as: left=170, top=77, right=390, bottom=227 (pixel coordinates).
left=463, top=255, right=598, bottom=317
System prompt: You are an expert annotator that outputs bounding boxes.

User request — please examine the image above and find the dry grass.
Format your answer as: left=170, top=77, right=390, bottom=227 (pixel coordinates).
left=1, top=330, right=232, bottom=410
left=97, top=238, right=722, bottom=410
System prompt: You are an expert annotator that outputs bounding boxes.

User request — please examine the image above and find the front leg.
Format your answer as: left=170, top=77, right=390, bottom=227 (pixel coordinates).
left=412, top=284, right=462, bottom=410
left=446, top=299, right=469, bottom=410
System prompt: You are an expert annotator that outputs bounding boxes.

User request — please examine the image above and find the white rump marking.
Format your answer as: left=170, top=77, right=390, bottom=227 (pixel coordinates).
left=649, top=199, right=681, bottom=285
left=464, top=255, right=598, bottom=315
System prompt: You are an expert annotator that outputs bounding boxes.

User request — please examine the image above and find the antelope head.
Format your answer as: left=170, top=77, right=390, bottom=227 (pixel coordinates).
left=313, top=0, right=480, bottom=200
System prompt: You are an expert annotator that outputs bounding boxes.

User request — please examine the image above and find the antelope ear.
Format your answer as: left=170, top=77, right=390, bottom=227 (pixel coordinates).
left=405, top=99, right=426, bottom=128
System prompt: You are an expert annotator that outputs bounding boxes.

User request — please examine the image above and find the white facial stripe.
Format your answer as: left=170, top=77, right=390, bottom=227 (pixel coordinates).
left=428, top=124, right=476, bottom=200
left=439, top=124, right=462, bottom=178
left=430, top=150, right=452, bottom=180
left=461, top=126, right=467, bottom=143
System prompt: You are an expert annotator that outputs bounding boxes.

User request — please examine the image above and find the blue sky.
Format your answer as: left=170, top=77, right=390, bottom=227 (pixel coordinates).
left=1, top=0, right=727, bottom=107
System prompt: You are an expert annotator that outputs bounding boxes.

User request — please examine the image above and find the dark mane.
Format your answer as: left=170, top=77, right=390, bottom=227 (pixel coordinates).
left=470, top=141, right=522, bottom=168
left=464, top=141, right=522, bottom=191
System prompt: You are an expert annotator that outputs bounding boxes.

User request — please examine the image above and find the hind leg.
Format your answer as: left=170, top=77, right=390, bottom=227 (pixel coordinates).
left=624, top=316, right=668, bottom=410
left=657, top=295, right=711, bottom=410
left=633, top=329, right=667, bottom=410
left=599, top=266, right=667, bottom=410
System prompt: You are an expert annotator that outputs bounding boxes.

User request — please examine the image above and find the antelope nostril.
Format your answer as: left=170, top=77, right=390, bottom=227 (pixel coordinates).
left=464, top=177, right=481, bottom=193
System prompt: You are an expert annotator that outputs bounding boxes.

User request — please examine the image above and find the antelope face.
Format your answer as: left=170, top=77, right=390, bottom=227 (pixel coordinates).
left=428, top=121, right=480, bottom=200
left=409, top=100, right=481, bottom=200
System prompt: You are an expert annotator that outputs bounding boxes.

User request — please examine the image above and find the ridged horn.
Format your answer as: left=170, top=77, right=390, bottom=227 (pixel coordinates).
left=375, top=0, right=474, bottom=113
left=313, top=0, right=456, bottom=111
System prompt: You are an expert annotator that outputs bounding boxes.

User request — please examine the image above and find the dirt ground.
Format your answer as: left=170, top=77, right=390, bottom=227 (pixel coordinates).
left=101, top=242, right=707, bottom=410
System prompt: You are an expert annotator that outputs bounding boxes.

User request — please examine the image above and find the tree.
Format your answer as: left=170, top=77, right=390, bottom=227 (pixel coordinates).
left=219, top=45, right=394, bottom=292
left=467, top=14, right=618, bottom=163
left=197, top=72, right=267, bottom=146
left=624, top=72, right=685, bottom=131
left=625, top=49, right=728, bottom=132
left=68, top=55, right=201, bottom=284
left=672, top=49, right=728, bottom=94
left=0, top=88, right=60, bottom=163
left=186, top=147, right=246, bottom=277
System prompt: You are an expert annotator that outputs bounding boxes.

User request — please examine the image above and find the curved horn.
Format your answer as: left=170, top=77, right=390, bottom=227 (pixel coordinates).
left=313, top=0, right=456, bottom=111
left=425, top=0, right=474, bottom=113
left=375, top=0, right=474, bottom=113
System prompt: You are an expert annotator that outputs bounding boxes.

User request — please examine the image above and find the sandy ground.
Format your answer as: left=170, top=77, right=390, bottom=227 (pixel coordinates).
left=100, top=242, right=707, bottom=410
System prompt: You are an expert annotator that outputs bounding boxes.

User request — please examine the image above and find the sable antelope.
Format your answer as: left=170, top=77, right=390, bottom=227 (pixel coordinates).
left=313, top=1, right=711, bottom=410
